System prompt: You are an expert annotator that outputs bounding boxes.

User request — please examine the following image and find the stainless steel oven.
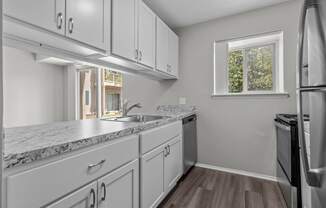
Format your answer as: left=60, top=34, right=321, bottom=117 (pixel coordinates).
left=275, top=114, right=305, bottom=208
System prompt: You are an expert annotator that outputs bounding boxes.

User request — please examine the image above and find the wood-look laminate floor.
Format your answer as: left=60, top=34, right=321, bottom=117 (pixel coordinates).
left=159, top=167, right=287, bottom=208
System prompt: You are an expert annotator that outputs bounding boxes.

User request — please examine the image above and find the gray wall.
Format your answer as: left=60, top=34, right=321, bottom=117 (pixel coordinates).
left=3, top=47, right=65, bottom=128
left=124, top=0, right=302, bottom=177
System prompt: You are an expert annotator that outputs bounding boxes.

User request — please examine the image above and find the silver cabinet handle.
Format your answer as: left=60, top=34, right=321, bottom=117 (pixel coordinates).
left=135, top=49, right=139, bottom=60
left=68, top=17, right=74, bottom=34
left=164, top=146, right=168, bottom=157
left=167, top=65, right=172, bottom=73
left=56, top=12, right=63, bottom=30
left=89, top=188, right=96, bottom=208
left=88, top=159, right=106, bottom=170
left=168, top=145, right=171, bottom=155
left=139, top=50, right=142, bottom=61
left=100, top=182, right=106, bottom=202
left=298, top=89, right=323, bottom=187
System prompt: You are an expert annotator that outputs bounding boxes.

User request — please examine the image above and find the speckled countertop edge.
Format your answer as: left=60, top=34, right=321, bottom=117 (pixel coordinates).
left=4, top=106, right=196, bottom=169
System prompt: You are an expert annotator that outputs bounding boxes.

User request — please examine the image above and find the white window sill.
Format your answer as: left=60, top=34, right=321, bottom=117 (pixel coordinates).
left=211, top=92, right=290, bottom=98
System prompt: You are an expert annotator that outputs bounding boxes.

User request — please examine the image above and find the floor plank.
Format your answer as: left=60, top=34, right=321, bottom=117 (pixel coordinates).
left=159, top=167, right=286, bottom=208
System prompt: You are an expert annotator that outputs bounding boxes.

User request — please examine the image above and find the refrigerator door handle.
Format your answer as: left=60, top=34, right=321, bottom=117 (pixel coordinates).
left=297, top=0, right=319, bottom=88
left=298, top=89, right=326, bottom=187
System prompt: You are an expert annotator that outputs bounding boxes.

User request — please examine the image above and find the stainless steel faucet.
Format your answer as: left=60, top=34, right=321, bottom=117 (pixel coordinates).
left=122, top=100, right=142, bottom=117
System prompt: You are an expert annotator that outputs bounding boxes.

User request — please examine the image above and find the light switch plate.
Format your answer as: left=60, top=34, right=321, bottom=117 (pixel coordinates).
left=179, top=97, right=186, bottom=105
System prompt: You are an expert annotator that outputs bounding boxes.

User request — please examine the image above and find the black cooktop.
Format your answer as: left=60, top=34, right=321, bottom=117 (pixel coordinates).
left=276, top=114, right=309, bottom=125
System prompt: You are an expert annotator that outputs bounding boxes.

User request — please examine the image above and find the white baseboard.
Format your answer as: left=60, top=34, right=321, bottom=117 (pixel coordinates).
left=196, top=163, right=277, bottom=182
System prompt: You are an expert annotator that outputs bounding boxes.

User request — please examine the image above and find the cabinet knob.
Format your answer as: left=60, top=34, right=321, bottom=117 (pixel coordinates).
left=68, top=17, right=74, bottom=34
left=56, top=12, right=63, bottom=30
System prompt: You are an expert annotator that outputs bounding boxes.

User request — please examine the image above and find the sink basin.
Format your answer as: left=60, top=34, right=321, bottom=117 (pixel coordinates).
left=101, top=115, right=168, bottom=123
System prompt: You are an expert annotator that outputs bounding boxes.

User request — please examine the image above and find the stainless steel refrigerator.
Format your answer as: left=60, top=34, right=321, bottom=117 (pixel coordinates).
left=297, top=0, right=326, bottom=207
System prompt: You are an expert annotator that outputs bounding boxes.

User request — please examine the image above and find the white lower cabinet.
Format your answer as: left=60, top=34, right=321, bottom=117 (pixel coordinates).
left=140, top=135, right=183, bottom=208
left=164, top=137, right=182, bottom=193
left=141, top=145, right=166, bottom=208
left=47, top=159, right=139, bottom=208
left=5, top=122, right=183, bottom=208
left=46, top=182, right=98, bottom=208
left=98, top=159, right=139, bottom=208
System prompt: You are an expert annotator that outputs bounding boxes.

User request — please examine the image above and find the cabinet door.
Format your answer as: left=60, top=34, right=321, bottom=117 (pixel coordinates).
left=141, top=145, right=166, bottom=208
left=4, top=0, right=65, bottom=35
left=168, top=30, right=179, bottom=77
left=98, top=159, right=139, bottom=208
left=112, top=0, right=137, bottom=61
left=138, top=0, right=155, bottom=68
left=164, top=137, right=182, bottom=193
left=156, top=17, right=169, bottom=73
left=46, top=182, right=97, bottom=208
left=66, top=0, right=109, bottom=50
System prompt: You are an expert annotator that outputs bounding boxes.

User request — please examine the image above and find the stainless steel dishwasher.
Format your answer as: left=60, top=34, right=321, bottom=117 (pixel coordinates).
left=182, top=114, right=197, bottom=174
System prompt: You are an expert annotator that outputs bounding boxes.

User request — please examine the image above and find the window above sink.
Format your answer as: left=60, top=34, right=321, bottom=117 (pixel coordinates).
left=78, top=67, right=123, bottom=120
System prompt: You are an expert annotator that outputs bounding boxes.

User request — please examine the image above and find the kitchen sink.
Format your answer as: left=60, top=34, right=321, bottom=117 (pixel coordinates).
left=101, top=115, right=169, bottom=123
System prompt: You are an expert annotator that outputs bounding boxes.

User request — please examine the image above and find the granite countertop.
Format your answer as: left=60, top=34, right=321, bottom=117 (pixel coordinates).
left=4, top=105, right=196, bottom=169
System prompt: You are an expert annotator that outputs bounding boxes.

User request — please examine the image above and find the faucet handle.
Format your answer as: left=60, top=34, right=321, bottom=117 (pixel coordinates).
left=122, top=99, right=129, bottom=107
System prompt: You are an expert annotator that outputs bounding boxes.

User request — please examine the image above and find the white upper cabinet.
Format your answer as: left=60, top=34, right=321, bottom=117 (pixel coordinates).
left=112, top=0, right=156, bottom=68
left=138, top=0, right=156, bottom=68
left=4, top=0, right=109, bottom=51
left=112, top=0, right=137, bottom=61
left=156, top=17, right=179, bottom=77
left=4, top=0, right=66, bottom=35
left=66, top=0, right=109, bottom=50
left=168, top=31, right=179, bottom=78
left=156, top=17, right=169, bottom=73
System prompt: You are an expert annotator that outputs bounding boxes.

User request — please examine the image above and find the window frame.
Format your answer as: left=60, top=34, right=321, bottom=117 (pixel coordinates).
left=213, top=31, right=288, bottom=97
left=227, top=43, right=276, bottom=94
left=76, top=68, right=123, bottom=120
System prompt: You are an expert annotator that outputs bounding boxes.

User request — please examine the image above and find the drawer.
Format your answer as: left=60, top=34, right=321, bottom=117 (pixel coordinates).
left=140, top=121, right=182, bottom=154
left=6, top=134, right=139, bottom=208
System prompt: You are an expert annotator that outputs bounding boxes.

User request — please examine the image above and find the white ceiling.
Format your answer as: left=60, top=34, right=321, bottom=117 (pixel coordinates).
left=143, top=0, right=294, bottom=28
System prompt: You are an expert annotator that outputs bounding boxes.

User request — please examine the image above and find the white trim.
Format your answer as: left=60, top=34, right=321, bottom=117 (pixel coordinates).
left=196, top=163, right=277, bottom=182
left=211, top=92, right=289, bottom=97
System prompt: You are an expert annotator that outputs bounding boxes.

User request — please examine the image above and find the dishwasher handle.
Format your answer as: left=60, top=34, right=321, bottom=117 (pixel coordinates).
left=183, top=115, right=196, bottom=124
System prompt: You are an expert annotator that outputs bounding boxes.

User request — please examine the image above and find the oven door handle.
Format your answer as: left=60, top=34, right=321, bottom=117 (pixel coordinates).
left=274, top=121, right=291, bottom=131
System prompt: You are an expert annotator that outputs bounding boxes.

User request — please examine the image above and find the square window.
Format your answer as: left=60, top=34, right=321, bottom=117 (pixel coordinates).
left=227, top=45, right=274, bottom=93
left=214, top=31, right=284, bottom=96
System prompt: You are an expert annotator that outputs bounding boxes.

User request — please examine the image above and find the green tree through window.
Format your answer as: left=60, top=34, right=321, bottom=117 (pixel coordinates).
left=228, top=50, right=244, bottom=93
left=228, top=45, right=273, bottom=93
left=247, top=46, right=273, bottom=91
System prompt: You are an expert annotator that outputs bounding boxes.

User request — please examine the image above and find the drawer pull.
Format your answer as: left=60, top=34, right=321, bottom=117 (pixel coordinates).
left=88, top=159, right=106, bottom=170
